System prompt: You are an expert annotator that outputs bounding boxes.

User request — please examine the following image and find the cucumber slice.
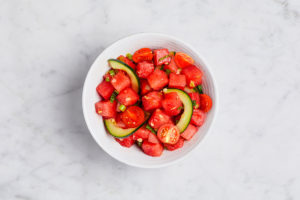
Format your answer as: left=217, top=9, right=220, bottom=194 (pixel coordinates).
left=108, top=59, right=140, bottom=93
left=163, top=88, right=193, bottom=133
left=104, top=118, right=147, bottom=138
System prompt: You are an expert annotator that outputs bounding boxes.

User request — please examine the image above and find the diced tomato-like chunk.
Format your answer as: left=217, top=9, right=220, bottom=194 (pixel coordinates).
left=142, top=140, right=163, bottom=157
left=132, top=128, right=151, bottom=141
left=142, top=91, right=163, bottom=111
left=148, top=109, right=172, bottom=129
left=199, top=94, right=213, bottom=113
left=168, top=73, right=186, bottom=90
left=174, top=52, right=194, bottom=68
left=164, top=56, right=178, bottom=73
left=157, top=123, right=180, bottom=144
left=132, top=48, right=153, bottom=63
left=153, top=49, right=171, bottom=66
left=147, top=69, right=169, bottom=90
left=120, top=106, right=145, bottom=128
left=162, top=92, right=183, bottom=116
left=181, top=124, right=198, bottom=141
left=111, top=71, right=131, bottom=92
left=136, top=61, right=154, bottom=78
left=140, top=79, right=152, bottom=95
left=117, top=88, right=139, bottom=106
left=182, top=65, right=203, bottom=87
left=148, top=132, right=160, bottom=144
left=115, top=135, right=134, bottom=148
left=191, top=109, right=206, bottom=126
left=96, top=81, right=115, bottom=100
left=188, top=92, right=200, bottom=109
left=117, top=55, right=136, bottom=70
left=164, top=137, right=184, bottom=151
left=95, top=100, right=116, bottom=118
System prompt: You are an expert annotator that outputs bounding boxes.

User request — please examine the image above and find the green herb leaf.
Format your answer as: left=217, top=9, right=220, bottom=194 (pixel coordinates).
left=146, top=124, right=157, bottom=134
left=177, top=106, right=183, bottom=110
left=109, top=70, right=115, bottom=76
left=195, top=85, right=203, bottom=94
left=159, top=65, right=164, bottom=70
left=192, top=100, right=197, bottom=107
left=126, top=53, right=133, bottom=60
left=110, top=91, right=118, bottom=102
left=165, top=69, right=171, bottom=75
left=159, top=55, right=170, bottom=61
left=105, top=77, right=110, bottom=82
left=136, top=141, right=142, bottom=147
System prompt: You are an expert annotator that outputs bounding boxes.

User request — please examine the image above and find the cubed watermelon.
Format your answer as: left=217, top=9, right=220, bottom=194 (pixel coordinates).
left=162, top=92, right=183, bottom=116
left=111, top=71, right=131, bottom=92
left=142, top=91, right=163, bottom=111
left=95, top=100, right=117, bottom=118
left=153, top=49, right=171, bottom=66
left=181, top=124, right=197, bottom=140
left=136, top=61, right=154, bottom=78
left=147, top=69, right=168, bottom=90
left=168, top=73, right=186, bottom=90
left=96, top=81, right=115, bottom=100
left=148, top=109, right=172, bottom=129
left=117, top=87, right=139, bottom=106
left=182, top=65, right=203, bottom=87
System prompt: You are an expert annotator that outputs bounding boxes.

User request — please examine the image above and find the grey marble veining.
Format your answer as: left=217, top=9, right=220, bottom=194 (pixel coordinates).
left=0, top=0, right=300, bottom=199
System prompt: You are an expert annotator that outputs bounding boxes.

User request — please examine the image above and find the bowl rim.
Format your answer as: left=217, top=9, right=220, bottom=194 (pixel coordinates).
left=82, top=32, right=219, bottom=168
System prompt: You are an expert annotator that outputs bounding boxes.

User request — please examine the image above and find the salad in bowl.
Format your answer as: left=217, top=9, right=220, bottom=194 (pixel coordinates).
left=82, top=33, right=217, bottom=168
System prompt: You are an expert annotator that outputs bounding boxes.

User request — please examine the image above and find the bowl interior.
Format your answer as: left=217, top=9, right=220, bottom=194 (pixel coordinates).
left=82, top=33, right=217, bottom=168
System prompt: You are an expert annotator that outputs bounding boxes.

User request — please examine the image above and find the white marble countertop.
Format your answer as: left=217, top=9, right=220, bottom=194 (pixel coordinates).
left=1, top=0, right=300, bottom=199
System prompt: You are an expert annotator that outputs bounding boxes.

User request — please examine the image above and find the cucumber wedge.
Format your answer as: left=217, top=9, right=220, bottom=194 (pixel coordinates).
left=108, top=59, right=140, bottom=93
left=163, top=88, right=193, bottom=133
left=104, top=118, right=147, bottom=138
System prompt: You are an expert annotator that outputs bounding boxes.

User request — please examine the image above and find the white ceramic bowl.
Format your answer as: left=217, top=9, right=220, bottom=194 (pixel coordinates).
left=82, top=33, right=218, bottom=168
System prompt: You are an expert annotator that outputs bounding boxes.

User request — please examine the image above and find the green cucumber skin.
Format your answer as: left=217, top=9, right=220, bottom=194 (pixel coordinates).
left=163, top=88, right=193, bottom=133
left=108, top=59, right=140, bottom=93
left=104, top=118, right=147, bottom=139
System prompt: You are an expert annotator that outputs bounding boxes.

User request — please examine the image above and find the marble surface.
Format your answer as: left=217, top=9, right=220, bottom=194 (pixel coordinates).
left=1, top=0, right=300, bottom=199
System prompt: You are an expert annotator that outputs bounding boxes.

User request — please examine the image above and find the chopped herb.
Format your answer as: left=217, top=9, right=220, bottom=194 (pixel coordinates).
left=109, top=70, right=115, bottom=76
left=192, top=100, right=197, bottom=107
left=189, top=81, right=195, bottom=88
left=169, top=51, right=176, bottom=56
left=165, top=69, right=171, bottom=75
left=159, top=65, right=164, bottom=70
left=119, top=104, right=126, bottom=112
left=136, top=141, right=142, bottom=147
left=146, top=124, right=156, bottom=134
left=126, top=53, right=133, bottom=60
left=110, top=91, right=118, bottom=102
left=195, top=85, right=203, bottom=94
left=137, top=138, right=143, bottom=143
left=177, top=106, right=183, bottom=110
left=159, top=55, right=170, bottom=61
left=105, top=77, right=110, bottom=82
